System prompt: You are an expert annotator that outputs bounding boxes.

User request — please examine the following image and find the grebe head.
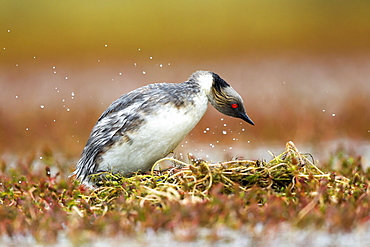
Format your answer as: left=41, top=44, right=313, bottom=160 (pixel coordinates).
left=206, top=72, right=254, bottom=125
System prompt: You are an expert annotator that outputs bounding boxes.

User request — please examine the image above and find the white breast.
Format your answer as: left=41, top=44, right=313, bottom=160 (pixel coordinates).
left=96, top=92, right=209, bottom=174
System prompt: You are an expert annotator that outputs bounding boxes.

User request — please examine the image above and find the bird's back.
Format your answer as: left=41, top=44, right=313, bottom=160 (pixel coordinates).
left=72, top=81, right=208, bottom=186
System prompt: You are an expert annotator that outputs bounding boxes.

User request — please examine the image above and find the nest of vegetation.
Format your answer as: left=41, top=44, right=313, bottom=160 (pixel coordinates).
left=1, top=141, right=368, bottom=243
left=82, top=141, right=350, bottom=214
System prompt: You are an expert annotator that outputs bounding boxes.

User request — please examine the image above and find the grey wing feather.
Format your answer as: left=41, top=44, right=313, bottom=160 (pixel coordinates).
left=71, top=82, right=198, bottom=184
left=71, top=87, right=151, bottom=182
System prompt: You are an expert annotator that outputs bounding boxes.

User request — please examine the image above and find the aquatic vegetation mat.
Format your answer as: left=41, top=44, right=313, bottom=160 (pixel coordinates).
left=0, top=142, right=369, bottom=244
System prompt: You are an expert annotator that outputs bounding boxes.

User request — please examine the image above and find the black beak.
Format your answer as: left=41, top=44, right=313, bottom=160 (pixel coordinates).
left=240, top=112, right=254, bottom=126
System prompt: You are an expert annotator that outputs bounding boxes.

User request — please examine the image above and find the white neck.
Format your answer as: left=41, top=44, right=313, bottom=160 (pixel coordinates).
left=190, top=71, right=214, bottom=95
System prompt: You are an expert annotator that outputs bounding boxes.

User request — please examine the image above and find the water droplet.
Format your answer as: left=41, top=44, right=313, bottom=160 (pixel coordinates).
left=332, top=113, right=336, bottom=117
left=97, top=59, right=101, bottom=62
left=159, top=64, right=163, bottom=68
left=104, top=44, right=108, bottom=47
left=15, top=64, right=19, bottom=66
left=322, top=109, right=326, bottom=112
left=229, top=147, right=233, bottom=150
left=223, top=123, right=227, bottom=127
left=65, top=76, right=68, bottom=80
left=25, top=128, right=29, bottom=131
left=206, top=128, right=210, bottom=131
left=40, top=105, right=45, bottom=109
left=222, top=131, right=227, bottom=135
left=168, top=63, right=171, bottom=65
left=33, top=56, right=36, bottom=59
left=62, top=99, right=65, bottom=102
left=241, top=129, right=245, bottom=132
left=138, top=48, right=141, bottom=51
left=53, top=71, right=57, bottom=74
left=66, top=108, right=70, bottom=112
left=39, top=156, right=43, bottom=160
left=134, top=63, right=137, bottom=67
left=53, top=119, right=56, bottom=122
left=52, top=66, right=56, bottom=69
left=71, top=92, right=75, bottom=97
left=142, top=71, right=146, bottom=75
left=220, top=118, right=224, bottom=121
left=118, top=72, right=122, bottom=76
left=15, top=95, right=18, bottom=99
left=149, top=56, right=153, bottom=59
left=7, top=30, right=10, bottom=32
left=247, top=140, right=251, bottom=143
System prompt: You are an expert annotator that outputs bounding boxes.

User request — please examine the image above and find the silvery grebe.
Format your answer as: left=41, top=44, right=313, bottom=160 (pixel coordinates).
left=71, top=71, right=254, bottom=187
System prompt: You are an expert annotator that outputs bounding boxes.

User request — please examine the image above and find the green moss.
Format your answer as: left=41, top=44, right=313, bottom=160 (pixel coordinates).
left=0, top=142, right=368, bottom=244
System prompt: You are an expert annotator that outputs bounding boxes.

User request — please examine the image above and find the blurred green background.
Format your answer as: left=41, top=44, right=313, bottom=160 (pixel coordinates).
left=1, top=0, right=370, bottom=159
left=2, top=0, right=370, bottom=64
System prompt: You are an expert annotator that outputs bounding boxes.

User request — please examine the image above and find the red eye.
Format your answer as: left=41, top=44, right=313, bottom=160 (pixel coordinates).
left=231, top=103, right=238, bottom=109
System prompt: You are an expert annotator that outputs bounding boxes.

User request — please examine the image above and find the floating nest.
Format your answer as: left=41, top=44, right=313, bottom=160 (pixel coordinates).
left=82, top=141, right=350, bottom=212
